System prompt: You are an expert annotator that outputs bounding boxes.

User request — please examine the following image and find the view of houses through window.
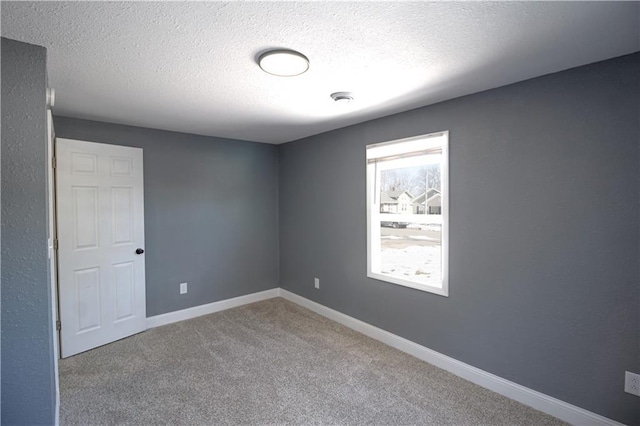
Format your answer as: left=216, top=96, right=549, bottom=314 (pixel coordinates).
left=367, top=132, right=448, bottom=296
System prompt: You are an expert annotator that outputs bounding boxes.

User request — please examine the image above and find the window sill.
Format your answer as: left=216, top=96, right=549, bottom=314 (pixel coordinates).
left=367, top=272, right=449, bottom=297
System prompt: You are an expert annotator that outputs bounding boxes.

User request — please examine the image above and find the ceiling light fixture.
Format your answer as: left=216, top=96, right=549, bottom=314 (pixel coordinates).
left=258, top=49, right=309, bottom=77
left=330, top=92, right=354, bottom=104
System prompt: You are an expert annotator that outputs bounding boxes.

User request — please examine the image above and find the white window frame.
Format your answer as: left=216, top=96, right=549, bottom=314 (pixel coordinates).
left=366, top=131, right=449, bottom=297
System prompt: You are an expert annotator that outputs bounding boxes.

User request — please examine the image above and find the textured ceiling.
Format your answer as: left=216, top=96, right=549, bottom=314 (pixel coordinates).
left=2, top=2, right=638, bottom=144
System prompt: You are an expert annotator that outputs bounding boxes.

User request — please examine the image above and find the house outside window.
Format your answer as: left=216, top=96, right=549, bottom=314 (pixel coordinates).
left=366, top=131, right=449, bottom=296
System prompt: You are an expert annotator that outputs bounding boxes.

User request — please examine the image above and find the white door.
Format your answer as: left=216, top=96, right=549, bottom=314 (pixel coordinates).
left=56, top=138, right=146, bottom=358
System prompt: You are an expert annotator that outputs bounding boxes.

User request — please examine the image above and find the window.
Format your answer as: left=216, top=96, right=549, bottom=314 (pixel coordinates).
left=366, top=131, right=449, bottom=296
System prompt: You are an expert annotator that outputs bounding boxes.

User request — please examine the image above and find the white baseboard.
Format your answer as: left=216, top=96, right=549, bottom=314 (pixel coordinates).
left=278, top=289, right=622, bottom=426
left=146, top=288, right=279, bottom=329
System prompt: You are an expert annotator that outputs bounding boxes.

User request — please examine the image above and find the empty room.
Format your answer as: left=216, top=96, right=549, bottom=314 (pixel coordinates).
left=1, top=1, right=639, bottom=425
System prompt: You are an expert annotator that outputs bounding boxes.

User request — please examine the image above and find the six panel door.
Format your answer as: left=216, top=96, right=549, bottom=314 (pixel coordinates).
left=56, top=138, right=146, bottom=357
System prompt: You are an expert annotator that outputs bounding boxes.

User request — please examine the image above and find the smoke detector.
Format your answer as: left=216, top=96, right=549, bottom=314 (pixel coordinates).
left=330, top=92, right=354, bottom=104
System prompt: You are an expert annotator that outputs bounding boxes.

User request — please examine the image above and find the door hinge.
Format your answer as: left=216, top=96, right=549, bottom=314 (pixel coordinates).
left=56, top=320, right=61, bottom=331
left=52, top=156, right=56, bottom=169
left=53, top=239, right=59, bottom=250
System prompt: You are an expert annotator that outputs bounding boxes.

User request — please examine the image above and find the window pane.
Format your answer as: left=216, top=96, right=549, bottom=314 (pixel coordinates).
left=377, top=162, right=442, bottom=286
left=379, top=222, right=442, bottom=286
left=379, top=163, right=441, bottom=215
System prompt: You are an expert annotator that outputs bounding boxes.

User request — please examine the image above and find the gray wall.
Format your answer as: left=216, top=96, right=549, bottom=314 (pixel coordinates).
left=1, top=37, right=57, bottom=425
left=54, top=117, right=279, bottom=317
left=279, top=53, right=640, bottom=424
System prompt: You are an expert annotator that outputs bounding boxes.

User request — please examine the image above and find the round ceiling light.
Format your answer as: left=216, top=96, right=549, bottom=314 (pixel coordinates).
left=258, top=49, right=309, bottom=77
left=330, top=92, right=354, bottom=104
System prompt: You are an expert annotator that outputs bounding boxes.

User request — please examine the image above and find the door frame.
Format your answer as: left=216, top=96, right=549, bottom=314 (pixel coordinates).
left=46, top=101, right=60, bottom=426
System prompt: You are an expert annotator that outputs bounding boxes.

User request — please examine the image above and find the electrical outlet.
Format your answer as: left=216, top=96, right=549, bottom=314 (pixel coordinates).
left=625, top=371, right=640, bottom=397
left=179, top=282, right=188, bottom=295
left=314, top=278, right=320, bottom=289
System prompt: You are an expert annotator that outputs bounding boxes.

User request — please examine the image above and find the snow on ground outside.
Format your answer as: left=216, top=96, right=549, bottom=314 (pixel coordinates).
left=380, top=245, right=441, bottom=285
left=408, top=235, right=439, bottom=241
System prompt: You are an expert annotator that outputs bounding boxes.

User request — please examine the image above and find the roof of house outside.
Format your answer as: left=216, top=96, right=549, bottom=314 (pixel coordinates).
left=412, top=193, right=426, bottom=204
left=380, top=190, right=414, bottom=204
left=412, top=188, right=440, bottom=205
left=427, top=188, right=441, bottom=198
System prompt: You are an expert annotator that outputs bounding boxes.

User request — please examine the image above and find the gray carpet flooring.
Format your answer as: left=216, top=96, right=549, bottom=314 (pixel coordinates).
left=60, top=297, right=566, bottom=425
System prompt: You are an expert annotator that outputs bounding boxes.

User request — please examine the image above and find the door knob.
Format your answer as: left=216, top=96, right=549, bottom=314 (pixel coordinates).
left=135, top=248, right=144, bottom=255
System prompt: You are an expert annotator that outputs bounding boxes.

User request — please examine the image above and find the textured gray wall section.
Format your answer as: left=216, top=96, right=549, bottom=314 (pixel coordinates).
left=53, top=117, right=279, bottom=317
left=278, top=53, right=640, bottom=424
left=1, top=37, right=56, bottom=425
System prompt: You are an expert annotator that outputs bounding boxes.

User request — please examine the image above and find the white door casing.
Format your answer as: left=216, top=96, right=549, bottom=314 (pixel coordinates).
left=46, top=109, right=60, bottom=424
left=56, top=138, right=146, bottom=358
